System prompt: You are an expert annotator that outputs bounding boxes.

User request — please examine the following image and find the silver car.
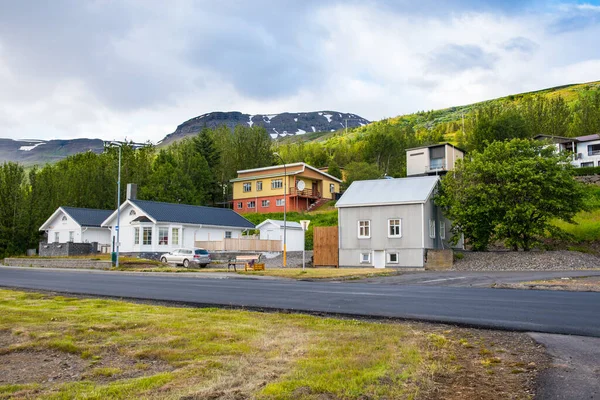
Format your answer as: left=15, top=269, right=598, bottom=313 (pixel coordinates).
left=160, top=248, right=211, bottom=268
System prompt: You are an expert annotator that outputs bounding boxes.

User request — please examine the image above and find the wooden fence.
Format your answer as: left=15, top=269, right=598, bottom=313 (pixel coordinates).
left=195, top=237, right=282, bottom=252
left=313, top=226, right=339, bottom=267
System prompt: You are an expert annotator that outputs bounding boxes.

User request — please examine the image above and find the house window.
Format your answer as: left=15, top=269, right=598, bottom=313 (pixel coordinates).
left=225, top=231, right=232, bottom=239
left=276, top=198, right=285, bottom=206
left=68, top=231, right=74, bottom=242
left=129, top=210, right=136, bottom=216
left=429, top=219, right=436, bottom=239
left=247, top=201, right=256, bottom=209
left=360, top=252, right=371, bottom=264
left=261, top=200, right=270, bottom=207
left=237, top=202, right=243, bottom=209
left=440, top=221, right=446, bottom=240
left=388, top=219, right=401, bottom=238
left=271, top=179, right=283, bottom=189
left=387, top=252, right=399, bottom=264
left=358, top=220, right=370, bottom=238
left=54, top=232, right=60, bottom=242
left=142, top=227, right=152, bottom=245
left=330, top=183, right=335, bottom=193
left=61, top=216, right=67, bottom=222
left=243, top=182, right=252, bottom=192
left=158, top=227, right=168, bottom=245
left=257, top=181, right=263, bottom=191
left=172, top=228, right=179, bottom=245
left=134, top=227, right=140, bottom=245
left=581, top=162, right=594, bottom=167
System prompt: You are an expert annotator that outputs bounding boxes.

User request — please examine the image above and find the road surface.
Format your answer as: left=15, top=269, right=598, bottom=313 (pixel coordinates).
left=1, top=266, right=599, bottom=337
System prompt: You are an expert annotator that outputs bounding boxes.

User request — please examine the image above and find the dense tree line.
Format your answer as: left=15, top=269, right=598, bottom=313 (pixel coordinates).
left=0, top=126, right=273, bottom=257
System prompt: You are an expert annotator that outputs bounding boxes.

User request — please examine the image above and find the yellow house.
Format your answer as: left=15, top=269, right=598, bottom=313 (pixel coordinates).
left=231, top=163, right=342, bottom=213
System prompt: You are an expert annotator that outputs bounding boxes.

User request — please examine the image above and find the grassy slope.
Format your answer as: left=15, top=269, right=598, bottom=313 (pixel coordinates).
left=552, top=184, right=600, bottom=243
left=280, top=80, right=600, bottom=146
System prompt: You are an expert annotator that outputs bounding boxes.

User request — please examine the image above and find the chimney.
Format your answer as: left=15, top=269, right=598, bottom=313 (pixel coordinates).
left=126, top=183, right=137, bottom=200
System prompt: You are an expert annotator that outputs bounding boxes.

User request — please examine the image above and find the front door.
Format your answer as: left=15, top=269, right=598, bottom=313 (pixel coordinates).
left=312, top=181, right=318, bottom=197
left=373, top=250, right=385, bottom=269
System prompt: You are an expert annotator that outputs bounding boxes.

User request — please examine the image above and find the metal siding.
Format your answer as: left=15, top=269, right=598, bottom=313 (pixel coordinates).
left=339, top=248, right=424, bottom=267
left=339, top=204, right=424, bottom=251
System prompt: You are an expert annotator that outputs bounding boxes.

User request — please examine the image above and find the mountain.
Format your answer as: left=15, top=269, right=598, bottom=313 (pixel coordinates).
left=158, top=111, right=370, bottom=146
left=0, top=138, right=104, bottom=167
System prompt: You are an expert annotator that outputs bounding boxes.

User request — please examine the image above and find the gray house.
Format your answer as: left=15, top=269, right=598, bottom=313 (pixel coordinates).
left=336, top=176, right=463, bottom=268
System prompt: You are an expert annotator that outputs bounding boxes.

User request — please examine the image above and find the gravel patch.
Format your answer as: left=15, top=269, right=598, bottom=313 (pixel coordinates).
left=263, top=251, right=313, bottom=269
left=453, top=251, right=600, bottom=271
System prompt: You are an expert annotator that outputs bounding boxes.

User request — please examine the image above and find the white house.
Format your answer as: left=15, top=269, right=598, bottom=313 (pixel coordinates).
left=39, top=207, right=112, bottom=245
left=336, top=176, right=463, bottom=268
left=535, top=133, right=600, bottom=167
left=256, top=219, right=305, bottom=251
left=101, top=197, right=255, bottom=255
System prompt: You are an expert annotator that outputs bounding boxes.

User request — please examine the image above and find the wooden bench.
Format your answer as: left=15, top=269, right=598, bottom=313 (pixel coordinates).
left=227, top=255, right=264, bottom=272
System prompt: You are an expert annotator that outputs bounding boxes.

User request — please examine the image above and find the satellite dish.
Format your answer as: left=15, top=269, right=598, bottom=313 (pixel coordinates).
left=296, top=180, right=306, bottom=191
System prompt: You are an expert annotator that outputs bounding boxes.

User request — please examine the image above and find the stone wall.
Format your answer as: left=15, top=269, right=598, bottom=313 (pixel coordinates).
left=452, top=250, right=600, bottom=271
left=575, top=175, right=600, bottom=185
left=3, top=258, right=111, bottom=270
left=39, top=242, right=98, bottom=257
left=425, top=249, right=453, bottom=270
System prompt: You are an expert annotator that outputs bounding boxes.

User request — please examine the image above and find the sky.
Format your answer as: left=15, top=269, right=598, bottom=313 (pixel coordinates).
left=1, top=0, right=600, bottom=143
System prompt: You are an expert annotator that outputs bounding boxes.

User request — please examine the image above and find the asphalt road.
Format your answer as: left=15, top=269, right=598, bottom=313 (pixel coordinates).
left=1, top=266, right=600, bottom=337
left=355, top=270, right=600, bottom=287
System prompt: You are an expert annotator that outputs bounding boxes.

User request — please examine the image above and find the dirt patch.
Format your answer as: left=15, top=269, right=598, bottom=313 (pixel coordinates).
left=496, top=276, right=600, bottom=292
left=0, top=350, right=87, bottom=385
left=0, top=332, right=172, bottom=387
left=426, top=325, right=550, bottom=400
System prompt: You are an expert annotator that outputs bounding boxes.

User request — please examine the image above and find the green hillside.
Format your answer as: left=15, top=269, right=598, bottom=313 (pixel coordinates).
left=274, top=80, right=600, bottom=181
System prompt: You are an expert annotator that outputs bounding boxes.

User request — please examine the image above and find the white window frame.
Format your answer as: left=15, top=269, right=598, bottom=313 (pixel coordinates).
left=429, top=219, right=436, bottom=239
left=388, top=219, right=402, bottom=238
left=330, top=183, right=335, bottom=193
left=387, top=252, right=399, bottom=264
left=271, top=179, right=283, bottom=189
left=358, top=220, right=371, bottom=239
left=243, top=182, right=252, bottom=192
left=247, top=201, right=256, bottom=209
left=158, top=227, right=169, bottom=245
left=225, top=231, right=232, bottom=239
left=68, top=231, right=74, bottom=242
left=360, top=252, right=371, bottom=264
left=54, top=232, right=60, bottom=242
left=440, top=221, right=446, bottom=240
left=134, top=227, right=140, bottom=245
left=237, top=202, right=242, bottom=209
left=256, top=181, right=263, bottom=191
left=142, top=227, right=152, bottom=245
left=171, top=227, right=179, bottom=245
left=276, top=198, right=285, bottom=206
left=261, top=200, right=270, bottom=207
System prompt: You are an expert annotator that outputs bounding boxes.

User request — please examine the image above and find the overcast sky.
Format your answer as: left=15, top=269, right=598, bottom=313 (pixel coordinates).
left=1, top=0, right=599, bottom=143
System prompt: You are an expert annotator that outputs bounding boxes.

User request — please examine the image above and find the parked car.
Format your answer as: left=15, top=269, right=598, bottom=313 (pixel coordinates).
left=160, top=248, right=211, bottom=268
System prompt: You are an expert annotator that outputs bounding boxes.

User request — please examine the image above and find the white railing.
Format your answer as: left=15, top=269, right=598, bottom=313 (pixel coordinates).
left=195, top=238, right=282, bottom=252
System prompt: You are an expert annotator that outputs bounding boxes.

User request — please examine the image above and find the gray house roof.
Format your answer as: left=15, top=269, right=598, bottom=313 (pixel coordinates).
left=129, top=199, right=255, bottom=229
left=336, top=176, right=440, bottom=208
left=61, top=207, right=113, bottom=228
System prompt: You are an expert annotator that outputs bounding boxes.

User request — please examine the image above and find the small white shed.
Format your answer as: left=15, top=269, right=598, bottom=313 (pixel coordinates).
left=256, top=219, right=305, bottom=252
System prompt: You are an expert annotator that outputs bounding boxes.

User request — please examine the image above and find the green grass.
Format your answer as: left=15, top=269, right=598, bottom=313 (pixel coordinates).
left=552, top=184, right=600, bottom=243
left=0, top=289, right=460, bottom=399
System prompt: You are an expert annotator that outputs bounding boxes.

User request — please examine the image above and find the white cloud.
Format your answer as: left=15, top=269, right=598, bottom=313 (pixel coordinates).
left=0, top=1, right=599, bottom=142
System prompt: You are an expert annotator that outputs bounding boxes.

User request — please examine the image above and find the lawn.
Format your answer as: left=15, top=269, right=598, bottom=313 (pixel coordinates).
left=0, top=289, right=545, bottom=399
left=111, top=266, right=397, bottom=280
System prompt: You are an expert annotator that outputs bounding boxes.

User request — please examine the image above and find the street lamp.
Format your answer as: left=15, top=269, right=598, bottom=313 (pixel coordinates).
left=273, top=152, right=287, bottom=267
left=105, top=141, right=123, bottom=269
